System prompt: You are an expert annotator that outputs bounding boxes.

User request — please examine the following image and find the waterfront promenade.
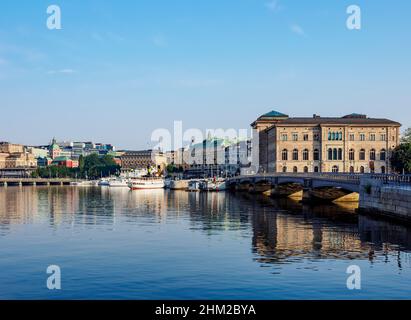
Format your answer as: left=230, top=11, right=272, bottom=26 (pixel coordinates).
left=0, top=178, right=79, bottom=186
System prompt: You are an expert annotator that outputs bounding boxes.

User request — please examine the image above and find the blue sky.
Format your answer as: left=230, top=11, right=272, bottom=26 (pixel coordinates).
left=0, top=0, right=410, bottom=149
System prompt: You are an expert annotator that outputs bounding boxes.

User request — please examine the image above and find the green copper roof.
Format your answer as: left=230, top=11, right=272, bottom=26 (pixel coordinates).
left=261, top=110, right=289, bottom=118
left=52, top=156, right=70, bottom=162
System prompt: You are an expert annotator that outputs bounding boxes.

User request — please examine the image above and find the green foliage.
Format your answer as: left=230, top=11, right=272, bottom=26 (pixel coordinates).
left=391, top=143, right=411, bottom=174
left=33, top=154, right=120, bottom=179
left=401, top=128, right=411, bottom=144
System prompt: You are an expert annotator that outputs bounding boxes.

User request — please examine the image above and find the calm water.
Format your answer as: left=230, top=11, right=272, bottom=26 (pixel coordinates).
left=0, top=186, right=410, bottom=300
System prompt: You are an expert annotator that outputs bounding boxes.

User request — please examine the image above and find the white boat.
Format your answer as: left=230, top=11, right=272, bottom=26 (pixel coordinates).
left=188, top=180, right=201, bottom=192
left=70, top=181, right=96, bottom=187
left=128, top=178, right=165, bottom=190
left=201, top=179, right=227, bottom=192
left=169, top=179, right=190, bottom=190
left=98, top=178, right=111, bottom=186
left=108, top=178, right=129, bottom=188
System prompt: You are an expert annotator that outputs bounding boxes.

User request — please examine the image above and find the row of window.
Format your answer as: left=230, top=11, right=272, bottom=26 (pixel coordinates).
left=281, top=149, right=387, bottom=161
left=282, top=166, right=387, bottom=174
left=281, top=133, right=390, bottom=142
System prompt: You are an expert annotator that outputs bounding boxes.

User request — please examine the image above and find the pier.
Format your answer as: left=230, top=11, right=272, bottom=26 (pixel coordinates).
left=0, top=178, right=77, bottom=187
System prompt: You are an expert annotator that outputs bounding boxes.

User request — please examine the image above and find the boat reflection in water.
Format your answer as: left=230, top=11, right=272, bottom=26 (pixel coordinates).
left=0, top=186, right=410, bottom=299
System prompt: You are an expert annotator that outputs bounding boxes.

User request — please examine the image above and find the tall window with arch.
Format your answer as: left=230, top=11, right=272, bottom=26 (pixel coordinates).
left=370, top=149, right=376, bottom=161
left=293, top=166, right=298, bottom=173
left=349, top=149, right=355, bottom=161
left=292, top=149, right=299, bottom=161
left=380, top=149, right=386, bottom=161
left=303, top=149, right=309, bottom=161
left=359, top=149, right=366, bottom=161
left=282, top=149, right=288, bottom=161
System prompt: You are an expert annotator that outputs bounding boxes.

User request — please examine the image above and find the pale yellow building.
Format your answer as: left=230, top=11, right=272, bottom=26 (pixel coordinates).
left=0, top=142, right=37, bottom=169
left=252, top=111, right=401, bottom=174
left=120, top=150, right=167, bottom=171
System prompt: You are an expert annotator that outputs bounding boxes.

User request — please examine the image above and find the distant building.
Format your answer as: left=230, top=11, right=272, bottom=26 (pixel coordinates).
left=0, top=142, right=37, bottom=169
left=252, top=110, right=401, bottom=174
left=51, top=156, right=79, bottom=168
left=49, top=138, right=62, bottom=160
left=121, top=150, right=167, bottom=173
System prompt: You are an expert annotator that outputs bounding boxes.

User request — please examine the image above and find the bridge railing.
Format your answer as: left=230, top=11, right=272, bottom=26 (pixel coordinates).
left=228, top=173, right=411, bottom=185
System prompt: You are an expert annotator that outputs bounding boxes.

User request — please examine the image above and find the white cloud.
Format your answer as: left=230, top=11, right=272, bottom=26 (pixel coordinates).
left=290, top=24, right=305, bottom=36
left=265, top=0, right=280, bottom=12
left=47, top=69, right=76, bottom=75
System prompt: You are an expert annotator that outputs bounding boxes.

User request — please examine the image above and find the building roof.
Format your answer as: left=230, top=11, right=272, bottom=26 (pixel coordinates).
left=52, top=156, right=70, bottom=162
left=273, top=117, right=401, bottom=126
left=261, top=110, right=289, bottom=118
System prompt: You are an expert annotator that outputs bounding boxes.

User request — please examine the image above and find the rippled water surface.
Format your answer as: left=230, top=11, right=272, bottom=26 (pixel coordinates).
left=0, top=186, right=410, bottom=300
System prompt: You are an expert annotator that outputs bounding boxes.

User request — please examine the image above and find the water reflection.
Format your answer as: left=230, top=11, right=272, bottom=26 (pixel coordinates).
left=1, top=186, right=411, bottom=268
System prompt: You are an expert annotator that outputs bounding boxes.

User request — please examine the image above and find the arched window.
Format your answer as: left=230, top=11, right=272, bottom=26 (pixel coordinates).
left=370, top=149, right=376, bottom=161
left=293, top=166, right=298, bottom=173
left=332, top=165, right=339, bottom=173
left=328, top=148, right=333, bottom=161
left=282, top=166, right=287, bottom=173
left=332, top=132, right=336, bottom=140
left=360, top=166, right=365, bottom=174
left=333, top=148, right=338, bottom=161
left=359, top=149, right=366, bottom=161
left=349, top=149, right=355, bottom=161
left=380, top=149, right=386, bottom=161
left=350, top=166, right=355, bottom=173
left=282, top=149, right=288, bottom=161
left=293, top=149, right=299, bottom=161
left=328, top=132, right=332, bottom=140
left=339, top=132, right=343, bottom=140
left=381, top=166, right=386, bottom=174
left=304, top=166, right=309, bottom=173
left=313, top=149, right=320, bottom=161
left=338, top=148, right=343, bottom=160
left=303, top=149, right=309, bottom=161
left=314, top=166, right=319, bottom=173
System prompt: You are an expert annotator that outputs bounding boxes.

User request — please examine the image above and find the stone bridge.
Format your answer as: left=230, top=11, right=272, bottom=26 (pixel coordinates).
left=228, top=173, right=411, bottom=203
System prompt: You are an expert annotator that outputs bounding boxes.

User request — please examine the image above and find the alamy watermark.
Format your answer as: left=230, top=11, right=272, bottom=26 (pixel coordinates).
left=47, top=265, right=62, bottom=290
left=346, top=265, right=361, bottom=290
left=47, top=5, right=62, bottom=30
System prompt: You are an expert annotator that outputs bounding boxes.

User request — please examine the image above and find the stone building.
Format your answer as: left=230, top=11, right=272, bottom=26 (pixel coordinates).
left=0, top=142, right=37, bottom=169
left=252, top=111, right=401, bottom=174
left=120, top=150, right=167, bottom=172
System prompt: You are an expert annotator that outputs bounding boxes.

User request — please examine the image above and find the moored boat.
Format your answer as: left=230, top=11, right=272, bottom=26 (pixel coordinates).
left=169, top=179, right=190, bottom=190
left=128, top=178, right=165, bottom=190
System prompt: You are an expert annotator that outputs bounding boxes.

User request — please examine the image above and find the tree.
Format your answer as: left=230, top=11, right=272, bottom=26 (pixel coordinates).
left=391, top=143, right=411, bottom=174
left=401, top=127, right=411, bottom=144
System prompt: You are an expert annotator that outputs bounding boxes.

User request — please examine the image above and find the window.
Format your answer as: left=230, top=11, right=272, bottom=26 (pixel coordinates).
left=292, top=133, right=298, bottom=141
left=360, top=166, right=365, bottom=174
left=380, top=134, right=387, bottom=141
left=328, top=148, right=333, bottom=161
left=381, top=166, right=386, bottom=174
left=293, top=166, right=298, bottom=173
left=370, top=149, right=376, bottom=161
left=349, top=134, right=355, bottom=141
left=380, top=149, right=386, bottom=161
left=314, top=133, right=320, bottom=141
left=304, top=166, right=309, bottom=173
left=282, top=166, right=287, bottom=173
left=303, top=134, right=309, bottom=141
left=370, top=134, right=376, bottom=141
left=332, top=165, right=339, bottom=173
left=350, top=166, right=355, bottom=173
left=281, top=134, right=288, bottom=141
left=359, top=149, right=366, bottom=161
left=333, top=148, right=338, bottom=161
left=282, top=149, right=288, bottom=161
left=313, top=149, right=320, bottom=161
left=303, top=149, right=309, bottom=161
left=314, top=166, right=319, bottom=173
left=338, top=148, right=343, bottom=160
left=292, top=149, right=299, bottom=161
left=349, top=149, right=355, bottom=161
left=360, top=133, right=366, bottom=141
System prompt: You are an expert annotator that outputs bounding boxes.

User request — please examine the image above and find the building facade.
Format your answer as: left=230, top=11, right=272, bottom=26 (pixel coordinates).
left=0, top=142, right=37, bottom=169
left=252, top=111, right=401, bottom=174
left=120, top=150, right=167, bottom=173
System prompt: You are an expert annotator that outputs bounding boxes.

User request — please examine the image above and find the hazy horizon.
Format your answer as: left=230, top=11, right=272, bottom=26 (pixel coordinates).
left=1, top=0, right=410, bottom=150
